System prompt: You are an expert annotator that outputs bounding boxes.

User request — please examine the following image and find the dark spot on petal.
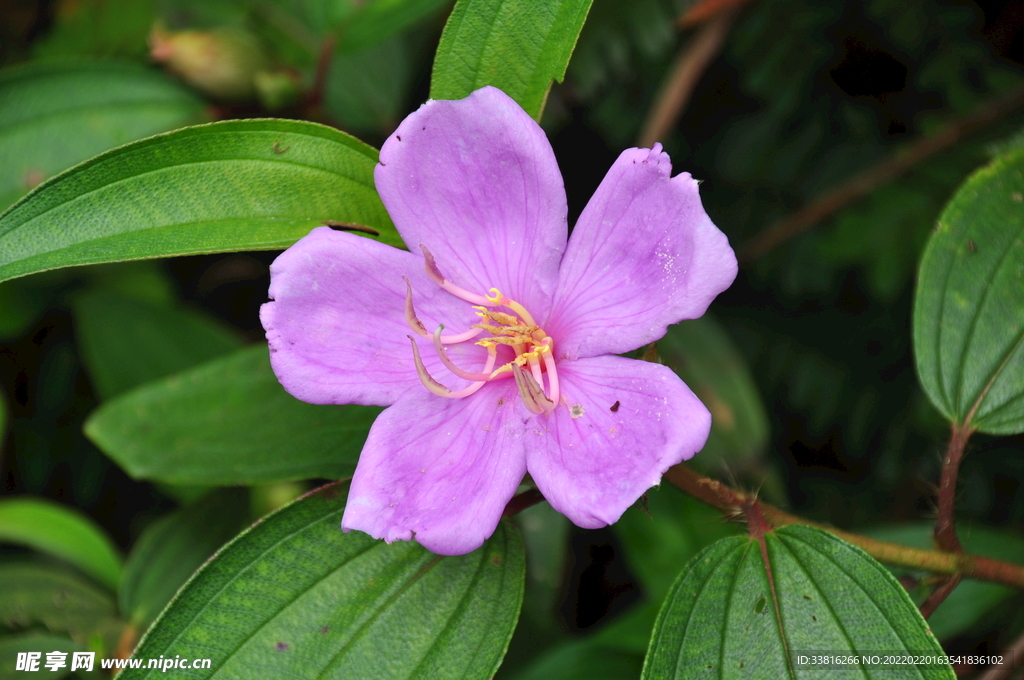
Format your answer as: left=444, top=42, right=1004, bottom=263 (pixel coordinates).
left=320, top=626, right=330, bottom=634
left=422, top=126, right=426, bottom=130
left=275, top=642, right=289, bottom=652
left=498, top=398, right=504, bottom=405
left=610, top=400, right=620, bottom=412
left=396, top=135, right=401, bottom=141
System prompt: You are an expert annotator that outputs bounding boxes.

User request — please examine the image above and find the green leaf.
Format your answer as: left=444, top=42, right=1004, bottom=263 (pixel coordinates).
left=0, top=388, right=7, bottom=448
left=0, top=119, right=398, bottom=284
left=119, top=489, right=250, bottom=628
left=31, top=0, right=155, bottom=61
left=429, top=0, right=594, bottom=120
left=614, top=483, right=740, bottom=603
left=0, top=634, right=85, bottom=680
left=325, top=33, right=414, bottom=134
left=0, top=563, right=118, bottom=639
left=85, top=346, right=381, bottom=485
left=74, top=290, right=243, bottom=400
left=658, top=317, right=771, bottom=471
left=642, top=525, right=954, bottom=679
left=864, top=522, right=1024, bottom=641
left=514, top=501, right=570, bottom=630
left=0, top=61, right=203, bottom=211
left=339, top=0, right=452, bottom=53
left=119, top=482, right=524, bottom=680
left=913, top=149, right=1024, bottom=434
left=510, top=640, right=642, bottom=680
left=0, top=498, right=121, bottom=591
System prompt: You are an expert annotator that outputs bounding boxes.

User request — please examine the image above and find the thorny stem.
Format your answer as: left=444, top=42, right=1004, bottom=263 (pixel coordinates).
left=737, top=83, right=1024, bottom=262
left=663, top=463, right=1024, bottom=589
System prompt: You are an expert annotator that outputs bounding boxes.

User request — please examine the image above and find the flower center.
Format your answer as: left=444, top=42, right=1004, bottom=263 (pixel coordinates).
left=404, top=245, right=560, bottom=414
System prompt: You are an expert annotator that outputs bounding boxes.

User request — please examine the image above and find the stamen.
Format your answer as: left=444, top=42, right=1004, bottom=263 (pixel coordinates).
left=540, top=338, right=560, bottom=405
left=420, top=245, right=494, bottom=306
left=403, top=277, right=484, bottom=343
left=433, top=326, right=497, bottom=381
left=409, top=335, right=491, bottom=400
left=408, top=335, right=451, bottom=397
left=403, top=277, right=429, bottom=338
left=527, top=352, right=544, bottom=388
left=512, top=364, right=555, bottom=414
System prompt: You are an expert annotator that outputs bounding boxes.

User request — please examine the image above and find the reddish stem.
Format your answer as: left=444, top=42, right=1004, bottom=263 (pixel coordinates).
left=503, top=488, right=545, bottom=517
left=935, top=423, right=972, bottom=553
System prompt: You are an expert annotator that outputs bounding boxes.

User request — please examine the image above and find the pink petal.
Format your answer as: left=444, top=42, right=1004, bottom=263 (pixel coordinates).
left=547, top=146, right=737, bottom=359
left=525, top=355, right=710, bottom=529
left=261, top=227, right=487, bottom=407
left=374, top=86, right=567, bottom=317
left=342, top=381, right=528, bottom=555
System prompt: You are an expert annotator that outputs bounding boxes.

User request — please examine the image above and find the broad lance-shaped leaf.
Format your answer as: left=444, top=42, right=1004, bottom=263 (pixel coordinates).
left=0, top=563, right=119, bottom=640
left=119, top=482, right=525, bottom=680
left=643, top=525, right=954, bottom=679
left=119, top=489, right=250, bottom=629
left=74, top=290, right=243, bottom=400
left=0, top=119, right=398, bottom=284
left=914, top=148, right=1024, bottom=434
left=85, top=345, right=381, bottom=485
left=0, top=498, right=122, bottom=591
left=0, top=60, right=204, bottom=211
left=430, top=0, right=594, bottom=120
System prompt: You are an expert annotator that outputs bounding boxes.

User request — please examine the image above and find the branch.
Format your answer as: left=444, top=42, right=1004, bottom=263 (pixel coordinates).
left=736, top=83, right=1024, bottom=263
left=918, top=573, right=961, bottom=619
left=935, top=423, right=973, bottom=553
left=664, top=463, right=1024, bottom=588
left=503, top=488, right=545, bottom=517
left=637, top=9, right=736, bottom=148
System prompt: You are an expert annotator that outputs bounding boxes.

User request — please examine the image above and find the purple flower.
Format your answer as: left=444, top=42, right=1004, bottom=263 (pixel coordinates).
left=261, top=86, right=737, bottom=556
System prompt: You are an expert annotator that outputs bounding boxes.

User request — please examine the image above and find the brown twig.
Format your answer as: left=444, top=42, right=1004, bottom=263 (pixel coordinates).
left=737, top=83, right=1024, bottom=263
left=678, top=0, right=755, bottom=28
left=638, top=9, right=736, bottom=149
left=918, top=573, right=962, bottom=619
left=503, top=488, right=545, bottom=517
left=305, top=32, right=337, bottom=112
left=663, top=463, right=1024, bottom=588
left=975, top=625, right=1024, bottom=680
left=935, top=423, right=973, bottom=553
